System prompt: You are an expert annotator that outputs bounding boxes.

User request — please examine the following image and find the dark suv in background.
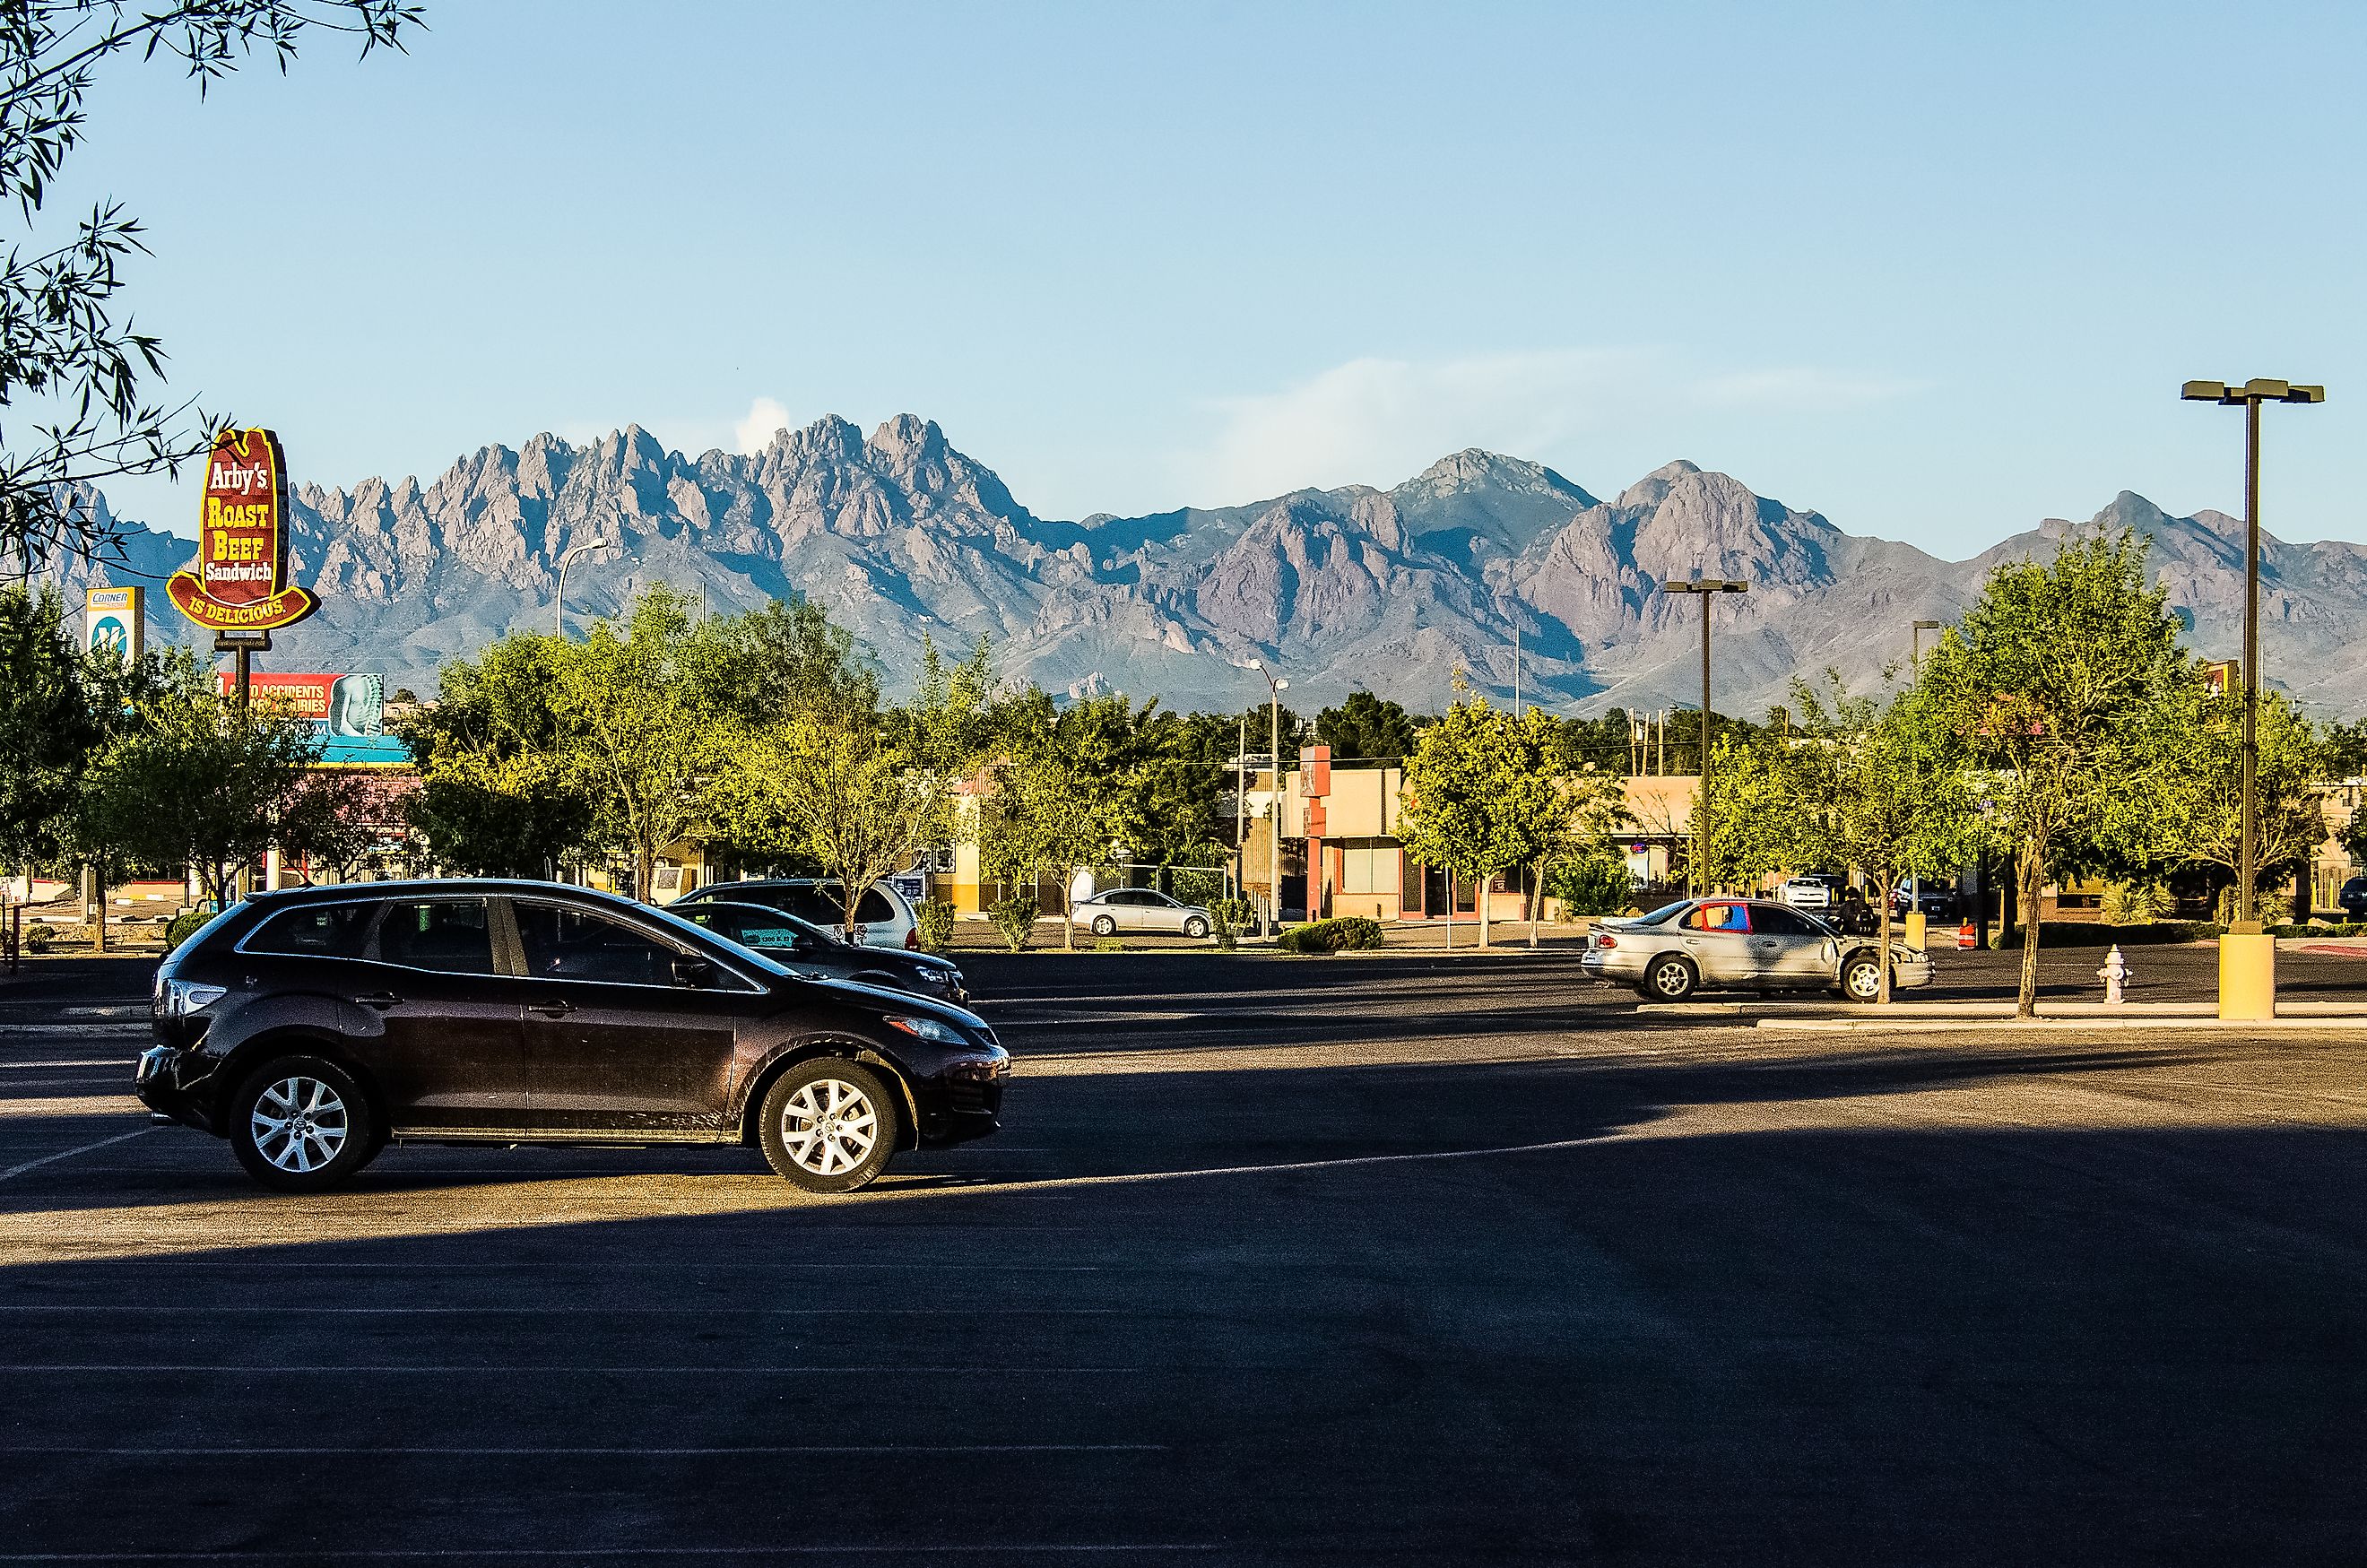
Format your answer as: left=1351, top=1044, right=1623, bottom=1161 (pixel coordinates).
left=138, top=880, right=1007, bottom=1194
left=672, top=899, right=967, bottom=1003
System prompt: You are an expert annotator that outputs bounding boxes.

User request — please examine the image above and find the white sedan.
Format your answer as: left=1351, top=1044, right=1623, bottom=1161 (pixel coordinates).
left=1069, top=888, right=1215, bottom=939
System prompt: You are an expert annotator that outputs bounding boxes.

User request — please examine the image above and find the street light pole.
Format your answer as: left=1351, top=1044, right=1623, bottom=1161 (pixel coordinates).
left=1912, top=619, right=1942, bottom=670
left=1660, top=578, right=1748, bottom=897
left=2181, top=378, right=2325, bottom=929
left=1246, top=660, right=1289, bottom=931
left=553, top=536, right=615, bottom=637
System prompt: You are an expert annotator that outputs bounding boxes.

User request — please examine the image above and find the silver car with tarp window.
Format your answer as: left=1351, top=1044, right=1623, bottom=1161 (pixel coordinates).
left=1582, top=897, right=1934, bottom=1002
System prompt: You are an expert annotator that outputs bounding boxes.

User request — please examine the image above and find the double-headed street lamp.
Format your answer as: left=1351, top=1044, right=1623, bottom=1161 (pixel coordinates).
left=2181, top=378, right=2324, bottom=932
left=553, top=535, right=615, bottom=637
left=1660, top=578, right=1748, bottom=897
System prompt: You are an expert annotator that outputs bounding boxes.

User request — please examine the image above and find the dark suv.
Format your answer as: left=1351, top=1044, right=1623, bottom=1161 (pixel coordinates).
left=672, top=900, right=967, bottom=1004
left=137, top=879, right=1008, bottom=1195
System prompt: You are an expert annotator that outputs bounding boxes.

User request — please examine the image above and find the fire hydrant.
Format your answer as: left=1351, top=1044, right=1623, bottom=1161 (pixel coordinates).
left=2097, top=944, right=2131, bottom=1005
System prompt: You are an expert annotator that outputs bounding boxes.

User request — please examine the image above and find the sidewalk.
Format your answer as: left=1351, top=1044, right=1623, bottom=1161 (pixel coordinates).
left=1728, top=999, right=2367, bottom=1034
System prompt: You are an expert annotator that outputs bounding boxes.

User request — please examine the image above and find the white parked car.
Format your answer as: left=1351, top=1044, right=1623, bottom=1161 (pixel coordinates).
left=673, top=879, right=920, bottom=949
left=1068, top=888, right=1215, bottom=939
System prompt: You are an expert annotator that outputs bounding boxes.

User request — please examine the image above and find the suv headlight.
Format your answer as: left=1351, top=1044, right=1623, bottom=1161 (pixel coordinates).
left=162, top=980, right=226, bottom=1018
left=884, top=1015, right=967, bottom=1044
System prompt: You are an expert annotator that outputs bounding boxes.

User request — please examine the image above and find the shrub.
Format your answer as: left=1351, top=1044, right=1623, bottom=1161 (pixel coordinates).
left=1092, top=936, right=1124, bottom=953
left=988, top=896, right=1037, bottom=953
left=1548, top=852, right=1634, bottom=917
left=1167, top=867, right=1227, bottom=907
left=1276, top=915, right=1385, bottom=954
left=26, top=922, right=56, bottom=954
left=915, top=898, right=957, bottom=952
left=1209, top=897, right=1253, bottom=951
left=2101, top=882, right=2173, bottom=925
left=163, top=910, right=211, bottom=952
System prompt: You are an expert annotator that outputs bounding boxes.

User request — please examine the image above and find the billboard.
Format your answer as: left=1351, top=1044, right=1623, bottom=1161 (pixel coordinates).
left=165, top=427, right=320, bottom=637
left=217, top=671, right=386, bottom=736
left=83, top=585, right=143, bottom=663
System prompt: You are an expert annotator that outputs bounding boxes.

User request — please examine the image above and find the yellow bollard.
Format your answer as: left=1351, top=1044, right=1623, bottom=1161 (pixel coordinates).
left=1903, top=910, right=1927, bottom=950
left=2217, top=926, right=2276, bottom=1021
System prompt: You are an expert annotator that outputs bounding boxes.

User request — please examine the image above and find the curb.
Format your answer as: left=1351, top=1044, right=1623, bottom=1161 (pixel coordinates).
left=1755, top=1015, right=2367, bottom=1034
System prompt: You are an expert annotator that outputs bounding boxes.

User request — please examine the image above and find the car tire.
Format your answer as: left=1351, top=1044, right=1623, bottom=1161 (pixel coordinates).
left=1091, top=914, right=1116, bottom=937
left=1842, top=952, right=1886, bottom=1001
left=759, top=1059, right=898, bottom=1194
left=1183, top=916, right=1210, bottom=939
left=1643, top=955, right=1697, bottom=1002
left=229, top=1054, right=378, bottom=1193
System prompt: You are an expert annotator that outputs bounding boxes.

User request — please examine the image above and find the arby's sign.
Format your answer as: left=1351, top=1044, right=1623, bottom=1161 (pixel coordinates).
left=165, top=427, right=320, bottom=635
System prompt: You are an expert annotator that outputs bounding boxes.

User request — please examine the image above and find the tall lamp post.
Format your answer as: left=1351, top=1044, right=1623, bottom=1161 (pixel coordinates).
left=553, top=536, right=615, bottom=637
left=1660, top=578, right=1748, bottom=897
left=2181, top=379, right=2324, bottom=931
left=1246, top=659, right=1289, bottom=931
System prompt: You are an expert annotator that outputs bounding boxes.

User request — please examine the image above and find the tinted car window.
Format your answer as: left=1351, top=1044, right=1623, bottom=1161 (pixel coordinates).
left=1752, top=905, right=1822, bottom=937
left=516, top=902, right=687, bottom=987
left=377, top=900, right=497, bottom=975
left=684, top=906, right=807, bottom=953
left=244, top=901, right=374, bottom=957
left=853, top=887, right=895, bottom=923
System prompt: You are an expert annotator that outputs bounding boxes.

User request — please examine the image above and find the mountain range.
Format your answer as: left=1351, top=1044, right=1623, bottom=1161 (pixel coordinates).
left=37, top=413, right=2367, bottom=720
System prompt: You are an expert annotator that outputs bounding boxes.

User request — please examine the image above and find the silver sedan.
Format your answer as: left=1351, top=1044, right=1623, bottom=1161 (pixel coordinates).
left=1582, top=897, right=1934, bottom=1002
left=1069, top=888, right=1215, bottom=939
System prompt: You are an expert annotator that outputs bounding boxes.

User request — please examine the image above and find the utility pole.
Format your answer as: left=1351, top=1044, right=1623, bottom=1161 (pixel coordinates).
left=1660, top=579, right=1749, bottom=897
left=1235, top=712, right=1247, bottom=902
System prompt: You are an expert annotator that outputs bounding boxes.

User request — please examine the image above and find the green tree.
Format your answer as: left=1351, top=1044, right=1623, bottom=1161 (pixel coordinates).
left=980, top=745, right=1113, bottom=951
left=1, top=2, right=420, bottom=565
left=1398, top=697, right=1532, bottom=947
left=1697, top=728, right=1811, bottom=891
left=277, top=772, right=404, bottom=883
left=397, top=631, right=594, bottom=877
left=76, top=658, right=321, bottom=913
left=551, top=586, right=735, bottom=899
left=1920, top=530, right=2194, bottom=1016
left=1316, top=691, right=1425, bottom=762
left=1783, top=674, right=1981, bottom=1001
left=2154, top=686, right=2326, bottom=920
left=0, top=583, right=101, bottom=879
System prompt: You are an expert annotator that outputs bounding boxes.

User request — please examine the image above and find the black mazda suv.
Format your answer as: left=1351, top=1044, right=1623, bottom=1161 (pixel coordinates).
left=138, top=879, right=1008, bottom=1194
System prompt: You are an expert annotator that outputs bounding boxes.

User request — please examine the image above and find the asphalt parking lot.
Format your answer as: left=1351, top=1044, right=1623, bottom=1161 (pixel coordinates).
left=6, top=949, right=2367, bottom=1564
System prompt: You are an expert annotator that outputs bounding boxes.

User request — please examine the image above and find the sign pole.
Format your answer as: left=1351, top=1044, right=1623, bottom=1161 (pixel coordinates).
left=236, top=645, right=252, bottom=712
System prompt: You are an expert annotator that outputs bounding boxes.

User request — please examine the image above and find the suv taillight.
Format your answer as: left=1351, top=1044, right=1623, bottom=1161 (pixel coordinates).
left=904, top=927, right=919, bottom=949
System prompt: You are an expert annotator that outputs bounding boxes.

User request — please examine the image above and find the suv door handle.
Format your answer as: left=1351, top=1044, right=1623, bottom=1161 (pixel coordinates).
left=526, top=999, right=575, bottom=1018
left=352, top=991, right=401, bottom=1010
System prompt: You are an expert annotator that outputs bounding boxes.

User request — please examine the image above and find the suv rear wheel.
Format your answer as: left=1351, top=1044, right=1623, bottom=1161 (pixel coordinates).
left=229, top=1055, right=379, bottom=1192
left=759, top=1059, right=898, bottom=1193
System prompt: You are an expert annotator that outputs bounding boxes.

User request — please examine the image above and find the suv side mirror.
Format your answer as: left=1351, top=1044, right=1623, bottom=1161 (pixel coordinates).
left=671, top=956, right=715, bottom=988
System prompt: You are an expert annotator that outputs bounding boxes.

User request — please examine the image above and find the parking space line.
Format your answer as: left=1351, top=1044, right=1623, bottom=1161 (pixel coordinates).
left=0, top=1444, right=1165, bottom=1457
left=0, top=1549, right=1218, bottom=1563
left=2, top=1364, right=1149, bottom=1373
left=0, top=1126, right=154, bottom=1183
left=0, top=1304, right=1123, bottom=1315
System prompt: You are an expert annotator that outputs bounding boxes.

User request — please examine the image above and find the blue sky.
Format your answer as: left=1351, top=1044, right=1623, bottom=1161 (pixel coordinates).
left=69, top=1, right=2366, bottom=554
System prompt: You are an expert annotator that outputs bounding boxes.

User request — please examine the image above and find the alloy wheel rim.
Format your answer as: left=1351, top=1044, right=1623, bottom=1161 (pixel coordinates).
left=1848, top=964, right=1880, bottom=999
left=250, top=1076, right=349, bottom=1173
left=781, top=1078, right=879, bottom=1175
left=1655, top=964, right=1687, bottom=997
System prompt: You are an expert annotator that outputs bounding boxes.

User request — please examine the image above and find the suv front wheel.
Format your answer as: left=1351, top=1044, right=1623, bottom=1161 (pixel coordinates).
left=229, top=1054, right=379, bottom=1192
left=759, top=1060, right=898, bottom=1193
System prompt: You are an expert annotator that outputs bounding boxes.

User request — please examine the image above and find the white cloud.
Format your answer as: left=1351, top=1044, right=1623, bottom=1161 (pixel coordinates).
left=733, top=397, right=794, bottom=454
left=1175, top=350, right=1924, bottom=507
